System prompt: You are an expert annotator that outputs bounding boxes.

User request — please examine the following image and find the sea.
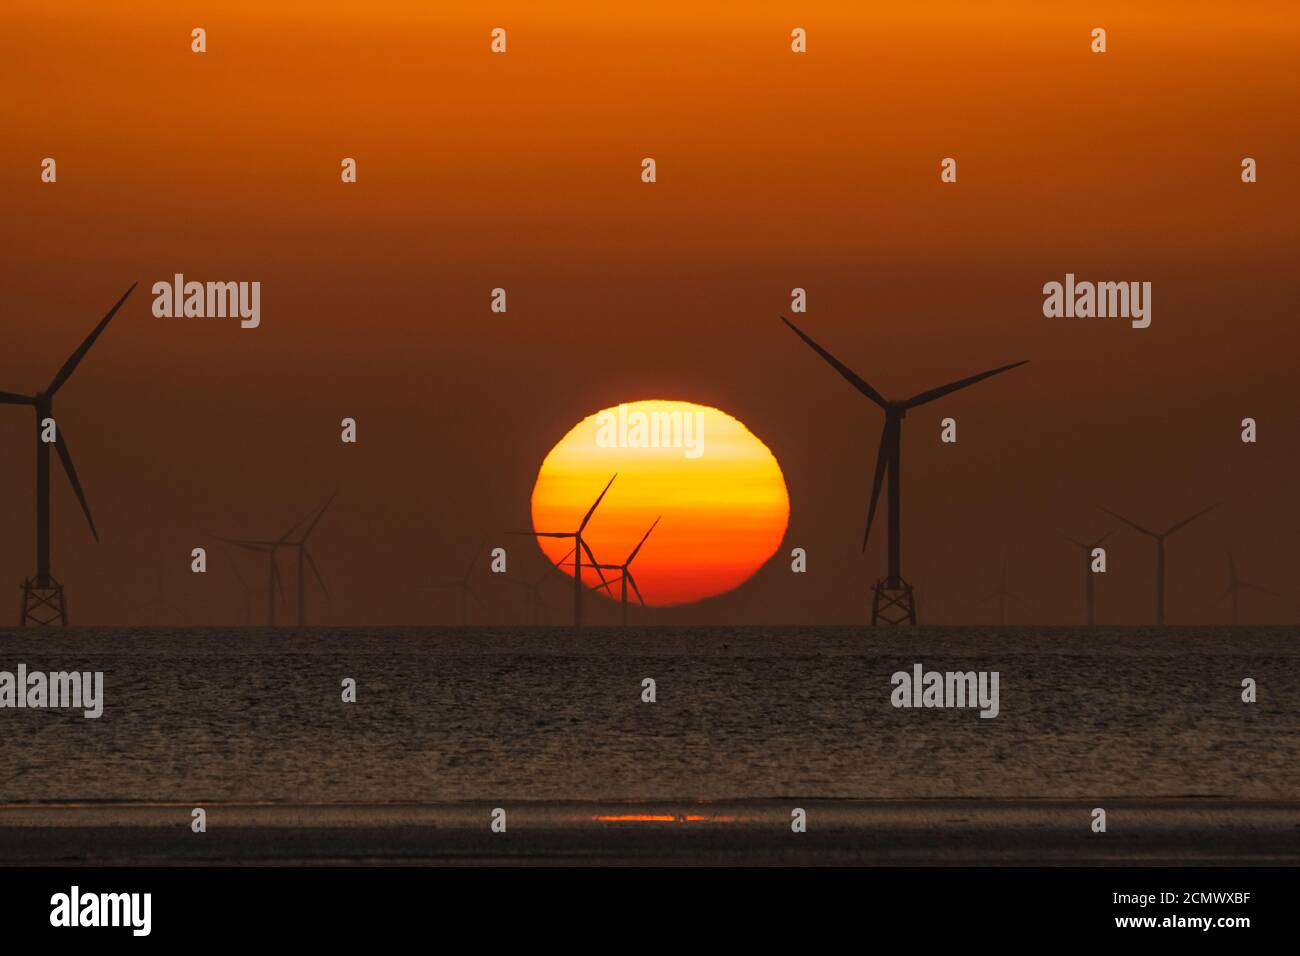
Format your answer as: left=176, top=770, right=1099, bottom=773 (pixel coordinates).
left=2, top=626, right=1296, bottom=805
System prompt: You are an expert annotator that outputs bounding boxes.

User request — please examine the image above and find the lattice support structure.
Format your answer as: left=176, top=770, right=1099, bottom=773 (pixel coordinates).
left=871, top=578, right=917, bottom=626
left=21, top=576, right=67, bottom=626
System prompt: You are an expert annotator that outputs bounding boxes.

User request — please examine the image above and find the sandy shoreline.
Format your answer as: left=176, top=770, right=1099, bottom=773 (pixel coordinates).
left=1, top=798, right=1296, bottom=865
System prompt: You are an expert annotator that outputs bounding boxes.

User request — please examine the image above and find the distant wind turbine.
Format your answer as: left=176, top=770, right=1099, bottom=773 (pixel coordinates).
left=211, top=494, right=333, bottom=626
left=513, top=474, right=615, bottom=630
left=780, top=315, right=1027, bottom=625
left=1217, top=544, right=1285, bottom=625
left=505, top=562, right=558, bottom=625
left=589, top=516, right=661, bottom=625
left=1, top=284, right=137, bottom=625
left=437, top=541, right=486, bottom=626
left=1059, top=528, right=1113, bottom=626
left=129, top=556, right=188, bottom=626
left=1100, top=503, right=1218, bottom=625
left=977, top=554, right=1032, bottom=625
left=225, top=549, right=255, bottom=625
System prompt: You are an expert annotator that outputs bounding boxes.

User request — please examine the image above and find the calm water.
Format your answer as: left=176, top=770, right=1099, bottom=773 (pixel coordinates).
left=0, top=627, right=1295, bottom=804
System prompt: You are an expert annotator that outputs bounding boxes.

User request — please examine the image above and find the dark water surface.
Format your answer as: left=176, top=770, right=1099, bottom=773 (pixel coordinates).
left=1, top=627, right=1295, bottom=804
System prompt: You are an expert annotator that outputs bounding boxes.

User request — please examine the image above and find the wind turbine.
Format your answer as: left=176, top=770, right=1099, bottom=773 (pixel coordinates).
left=279, top=492, right=334, bottom=626
left=976, top=554, right=1032, bottom=626
left=210, top=496, right=331, bottom=626
left=780, top=315, right=1027, bottom=625
left=588, top=516, right=661, bottom=625
left=1099, top=503, right=1218, bottom=625
left=211, top=535, right=283, bottom=625
left=1217, top=544, right=1284, bottom=625
left=505, top=561, right=557, bottom=625
left=514, top=474, right=615, bottom=630
left=128, top=556, right=189, bottom=626
left=437, top=541, right=486, bottom=626
left=225, top=549, right=256, bottom=625
left=1059, top=528, right=1113, bottom=625
left=2, top=284, right=137, bottom=625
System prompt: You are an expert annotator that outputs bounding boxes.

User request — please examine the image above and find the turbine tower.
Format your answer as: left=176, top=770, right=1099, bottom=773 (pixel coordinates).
left=977, top=554, right=1032, bottom=626
left=780, top=316, right=1027, bottom=625
left=437, top=541, right=486, bottom=626
left=1059, top=528, right=1112, bottom=626
left=514, top=474, right=615, bottom=630
left=1100, top=503, right=1218, bottom=625
left=1, top=284, right=137, bottom=625
left=589, top=516, right=661, bottom=625
left=1217, top=544, right=1284, bottom=625
left=129, top=556, right=189, bottom=626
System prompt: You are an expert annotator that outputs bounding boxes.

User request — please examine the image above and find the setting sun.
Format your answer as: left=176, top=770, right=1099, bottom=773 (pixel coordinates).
left=529, top=400, right=789, bottom=606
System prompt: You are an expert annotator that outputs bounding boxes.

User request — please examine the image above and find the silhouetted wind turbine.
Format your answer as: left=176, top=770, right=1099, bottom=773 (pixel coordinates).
left=780, top=315, right=1027, bottom=625
left=1217, top=544, right=1284, bottom=625
left=225, top=549, right=255, bottom=625
left=590, top=516, right=661, bottom=625
left=279, top=493, right=334, bottom=626
left=129, top=556, right=188, bottom=626
left=211, top=536, right=282, bottom=625
left=209, top=500, right=329, bottom=626
left=977, top=554, right=1032, bottom=625
left=505, top=562, right=557, bottom=625
left=1100, top=503, right=1218, bottom=625
left=437, top=541, right=486, bottom=626
left=514, top=474, right=615, bottom=630
left=1059, top=528, right=1113, bottom=626
left=1, top=284, right=136, bottom=625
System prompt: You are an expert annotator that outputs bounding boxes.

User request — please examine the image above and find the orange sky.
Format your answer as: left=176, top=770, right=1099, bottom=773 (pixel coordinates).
left=1, top=2, right=1297, bottom=625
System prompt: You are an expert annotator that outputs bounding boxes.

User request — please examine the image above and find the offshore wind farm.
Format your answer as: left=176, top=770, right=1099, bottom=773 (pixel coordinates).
left=1, top=1, right=1298, bottom=886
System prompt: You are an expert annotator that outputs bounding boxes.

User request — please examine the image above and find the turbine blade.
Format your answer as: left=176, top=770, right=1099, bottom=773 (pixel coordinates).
left=903, top=360, right=1028, bottom=409
left=1008, top=592, right=1034, bottom=611
left=579, top=538, right=610, bottom=591
left=578, top=474, right=618, bottom=533
left=510, top=531, right=572, bottom=539
left=304, top=549, right=330, bottom=602
left=625, top=516, right=662, bottom=565
left=1166, top=502, right=1219, bottom=536
left=463, top=539, right=486, bottom=579
left=470, top=588, right=487, bottom=610
left=300, top=491, right=337, bottom=542
left=779, top=316, right=889, bottom=408
left=1098, top=507, right=1157, bottom=538
left=862, top=426, right=891, bottom=551
left=209, top=534, right=275, bottom=551
left=225, top=550, right=248, bottom=586
left=1241, top=582, right=1285, bottom=599
left=1058, top=532, right=1086, bottom=549
left=52, top=427, right=97, bottom=540
left=47, top=283, right=137, bottom=395
left=626, top=570, right=646, bottom=606
left=0, top=390, right=36, bottom=405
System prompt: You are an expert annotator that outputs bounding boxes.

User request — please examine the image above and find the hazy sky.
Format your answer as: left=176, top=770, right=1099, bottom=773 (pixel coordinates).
left=2, top=2, right=1297, bottom=626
